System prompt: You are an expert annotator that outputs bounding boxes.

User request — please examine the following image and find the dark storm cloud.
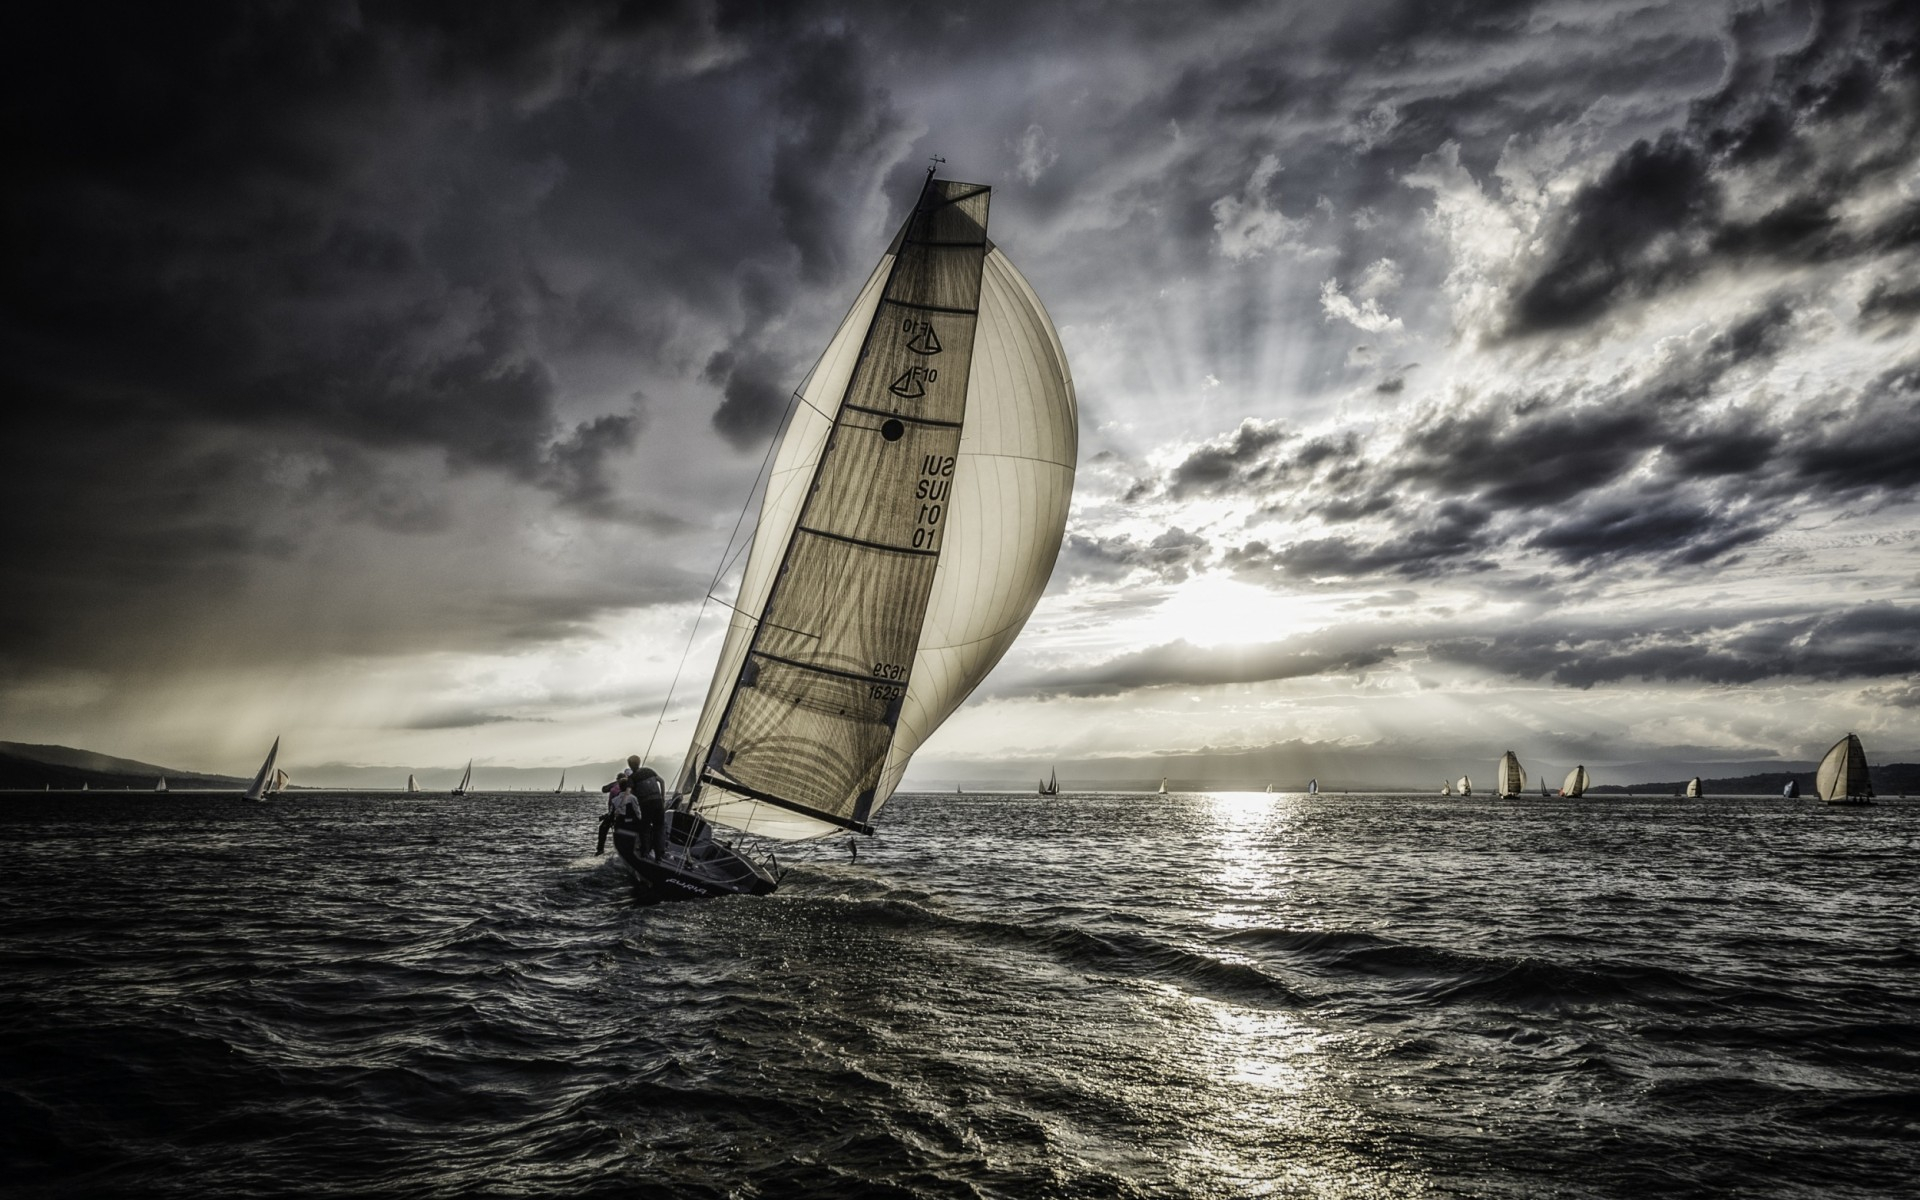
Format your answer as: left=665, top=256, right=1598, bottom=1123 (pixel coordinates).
left=1022, top=635, right=1396, bottom=698
left=1505, top=0, right=1920, bottom=335
left=1060, top=527, right=1211, bottom=585
left=1431, top=602, right=1920, bottom=688
left=1226, top=500, right=1497, bottom=582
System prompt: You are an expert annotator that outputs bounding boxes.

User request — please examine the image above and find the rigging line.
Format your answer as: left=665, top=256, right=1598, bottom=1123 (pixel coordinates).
left=643, top=383, right=807, bottom=764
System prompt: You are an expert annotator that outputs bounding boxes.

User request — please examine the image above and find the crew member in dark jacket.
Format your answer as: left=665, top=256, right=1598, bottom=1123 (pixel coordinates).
left=632, top=766, right=668, bottom=859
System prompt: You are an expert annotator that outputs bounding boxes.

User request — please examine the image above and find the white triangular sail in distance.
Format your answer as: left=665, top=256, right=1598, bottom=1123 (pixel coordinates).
left=1157, top=777, right=1169, bottom=795
left=1307, top=778, right=1318, bottom=795
left=555, top=770, right=566, bottom=794
left=1457, top=775, right=1472, bottom=796
left=1684, top=776, right=1703, bottom=798
left=1783, top=779, right=1799, bottom=798
left=1815, top=733, right=1873, bottom=803
left=154, top=776, right=167, bottom=792
left=1496, top=751, right=1526, bottom=797
left=1441, top=780, right=1453, bottom=795
left=453, top=760, right=472, bottom=794
left=406, top=774, right=418, bottom=793
left=1562, top=765, right=1590, bottom=797
left=244, top=737, right=280, bottom=801
left=679, top=176, right=1076, bottom=841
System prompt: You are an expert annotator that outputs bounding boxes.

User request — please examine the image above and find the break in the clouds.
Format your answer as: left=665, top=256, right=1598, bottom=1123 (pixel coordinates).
left=1, top=0, right=1916, bottom=782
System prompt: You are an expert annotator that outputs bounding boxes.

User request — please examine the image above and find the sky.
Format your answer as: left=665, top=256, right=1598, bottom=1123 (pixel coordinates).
left=3, top=0, right=1917, bottom=790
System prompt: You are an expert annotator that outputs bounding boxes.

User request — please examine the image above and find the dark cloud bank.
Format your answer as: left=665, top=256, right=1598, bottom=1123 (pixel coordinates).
left=2, top=0, right=1916, bottom=719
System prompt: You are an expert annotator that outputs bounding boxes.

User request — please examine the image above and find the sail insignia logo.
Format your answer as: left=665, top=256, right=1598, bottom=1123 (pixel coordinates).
left=901, top=317, right=942, bottom=356
left=889, top=364, right=937, bottom=399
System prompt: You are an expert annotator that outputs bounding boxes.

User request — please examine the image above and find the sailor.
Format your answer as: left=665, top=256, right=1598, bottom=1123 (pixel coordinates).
left=632, top=766, right=668, bottom=859
left=595, top=766, right=632, bottom=854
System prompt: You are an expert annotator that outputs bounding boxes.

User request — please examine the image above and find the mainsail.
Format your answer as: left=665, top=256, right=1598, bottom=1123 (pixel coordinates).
left=1815, top=733, right=1873, bottom=803
left=244, top=737, right=280, bottom=802
left=1562, top=765, right=1590, bottom=798
left=1496, top=751, right=1526, bottom=797
left=453, top=760, right=472, bottom=795
left=406, top=773, right=418, bottom=793
left=679, top=175, right=1076, bottom=841
left=555, top=770, right=567, bottom=794
left=154, top=776, right=167, bottom=793
left=1783, top=779, right=1799, bottom=799
left=1441, top=781, right=1453, bottom=795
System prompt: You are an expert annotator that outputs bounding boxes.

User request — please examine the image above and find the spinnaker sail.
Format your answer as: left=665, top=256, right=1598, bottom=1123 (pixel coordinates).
left=1496, top=751, right=1526, bottom=798
left=1562, top=765, right=1590, bottom=798
left=1815, top=733, right=1873, bottom=804
left=676, top=172, right=1076, bottom=844
left=1684, top=776, right=1703, bottom=798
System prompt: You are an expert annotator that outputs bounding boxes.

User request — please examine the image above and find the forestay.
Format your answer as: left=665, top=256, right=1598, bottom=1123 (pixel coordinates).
left=682, top=176, right=1076, bottom=841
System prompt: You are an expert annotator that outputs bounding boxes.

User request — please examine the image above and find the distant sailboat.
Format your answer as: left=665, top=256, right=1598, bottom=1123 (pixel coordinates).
left=1816, top=733, right=1873, bottom=805
left=154, top=776, right=167, bottom=793
left=554, top=770, right=567, bottom=795
left=1264, top=783, right=1274, bottom=793
left=452, top=760, right=472, bottom=797
left=1562, top=765, right=1590, bottom=798
left=1037, top=768, right=1059, bottom=797
left=1456, top=775, right=1472, bottom=797
left=243, top=737, right=280, bottom=802
left=1157, top=777, right=1169, bottom=795
left=1495, top=751, right=1526, bottom=798
left=268, top=769, right=290, bottom=795
left=1441, top=780, right=1453, bottom=796
left=80, top=781, right=88, bottom=791
left=1684, top=776, right=1704, bottom=798
left=406, top=773, right=418, bottom=793
left=1307, top=778, right=1319, bottom=795
left=1783, top=779, right=1799, bottom=799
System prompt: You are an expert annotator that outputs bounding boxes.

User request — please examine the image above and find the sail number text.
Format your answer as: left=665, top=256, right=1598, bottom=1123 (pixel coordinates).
left=912, top=454, right=956, bottom=549
left=870, top=661, right=906, bottom=701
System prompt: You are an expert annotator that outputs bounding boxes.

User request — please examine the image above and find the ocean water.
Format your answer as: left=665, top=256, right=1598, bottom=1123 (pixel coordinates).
left=1, top=790, right=1915, bottom=1198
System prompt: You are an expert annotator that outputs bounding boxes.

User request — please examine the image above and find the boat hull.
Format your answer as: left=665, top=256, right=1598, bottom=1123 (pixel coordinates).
left=1822, top=797, right=1874, bottom=806
left=613, top=812, right=779, bottom=902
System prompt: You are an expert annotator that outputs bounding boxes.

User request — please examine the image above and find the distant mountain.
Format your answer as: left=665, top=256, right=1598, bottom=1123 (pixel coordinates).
left=0, top=741, right=244, bottom=791
left=1590, top=763, right=1920, bottom=797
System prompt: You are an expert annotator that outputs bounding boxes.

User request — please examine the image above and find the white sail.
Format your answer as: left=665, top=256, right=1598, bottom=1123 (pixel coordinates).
left=1457, top=775, right=1472, bottom=796
left=1265, top=783, right=1273, bottom=793
left=406, top=774, right=417, bottom=793
left=682, top=176, right=1076, bottom=841
left=555, top=770, right=566, bottom=794
left=454, top=760, right=472, bottom=793
left=269, top=769, right=290, bottom=794
left=1783, top=779, right=1799, bottom=798
left=244, top=737, right=279, bottom=801
left=1815, top=733, right=1872, bottom=802
left=1562, top=765, right=1589, bottom=797
left=154, top=776, right=167, bottom=792
left=1157, top=777, right=1169, bottom=795
left=1441, top=781, right=1453, bottom=795
left=1307, top=778, right=1318, bottom=794
left=1496, top=751, right=1526, bottom=797
left=1684, top=776, right=1703, bottom=798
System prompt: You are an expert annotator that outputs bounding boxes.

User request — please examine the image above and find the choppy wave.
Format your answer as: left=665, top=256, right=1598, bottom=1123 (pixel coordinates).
left=2, top=790, right=1916, bottom=1198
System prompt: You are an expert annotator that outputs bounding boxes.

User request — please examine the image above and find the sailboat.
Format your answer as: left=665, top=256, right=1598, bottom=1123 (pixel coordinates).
left=1264, top=783, right=1273, bottom=793
left=243, top=737, right=280, bottom=802
left=1441, top=780, right=1453, bottom=796
left=554, top=770, right=567, bottom=795
left=268, top=769, right=290, bottom=795
left=1562, top=765, right=1590, bottom=798
left=1495, top=751, right=1526, bottom=798
left=1037, top=768, right=1059, bottom=797
left=613, top=168, right=1076, bottom=901
left=1157, top=777, right=1169, bottom=795
left=1684, top=776, right=1704, bottom=798
left=451, top=760, right=472, bottom=797
left=1456, top=775, right=1472, bottom=796
left=1783, top=779, right=1799, bottom=799
left=1816, top=733, right=1873, bottom=805
left=154, top=776, right=167, bottom=793
left=1307, top=778, right=1318, bottom=795
left=81, top=781, right=88, bottom=791
left=405, top=773, right=418, bottom=793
